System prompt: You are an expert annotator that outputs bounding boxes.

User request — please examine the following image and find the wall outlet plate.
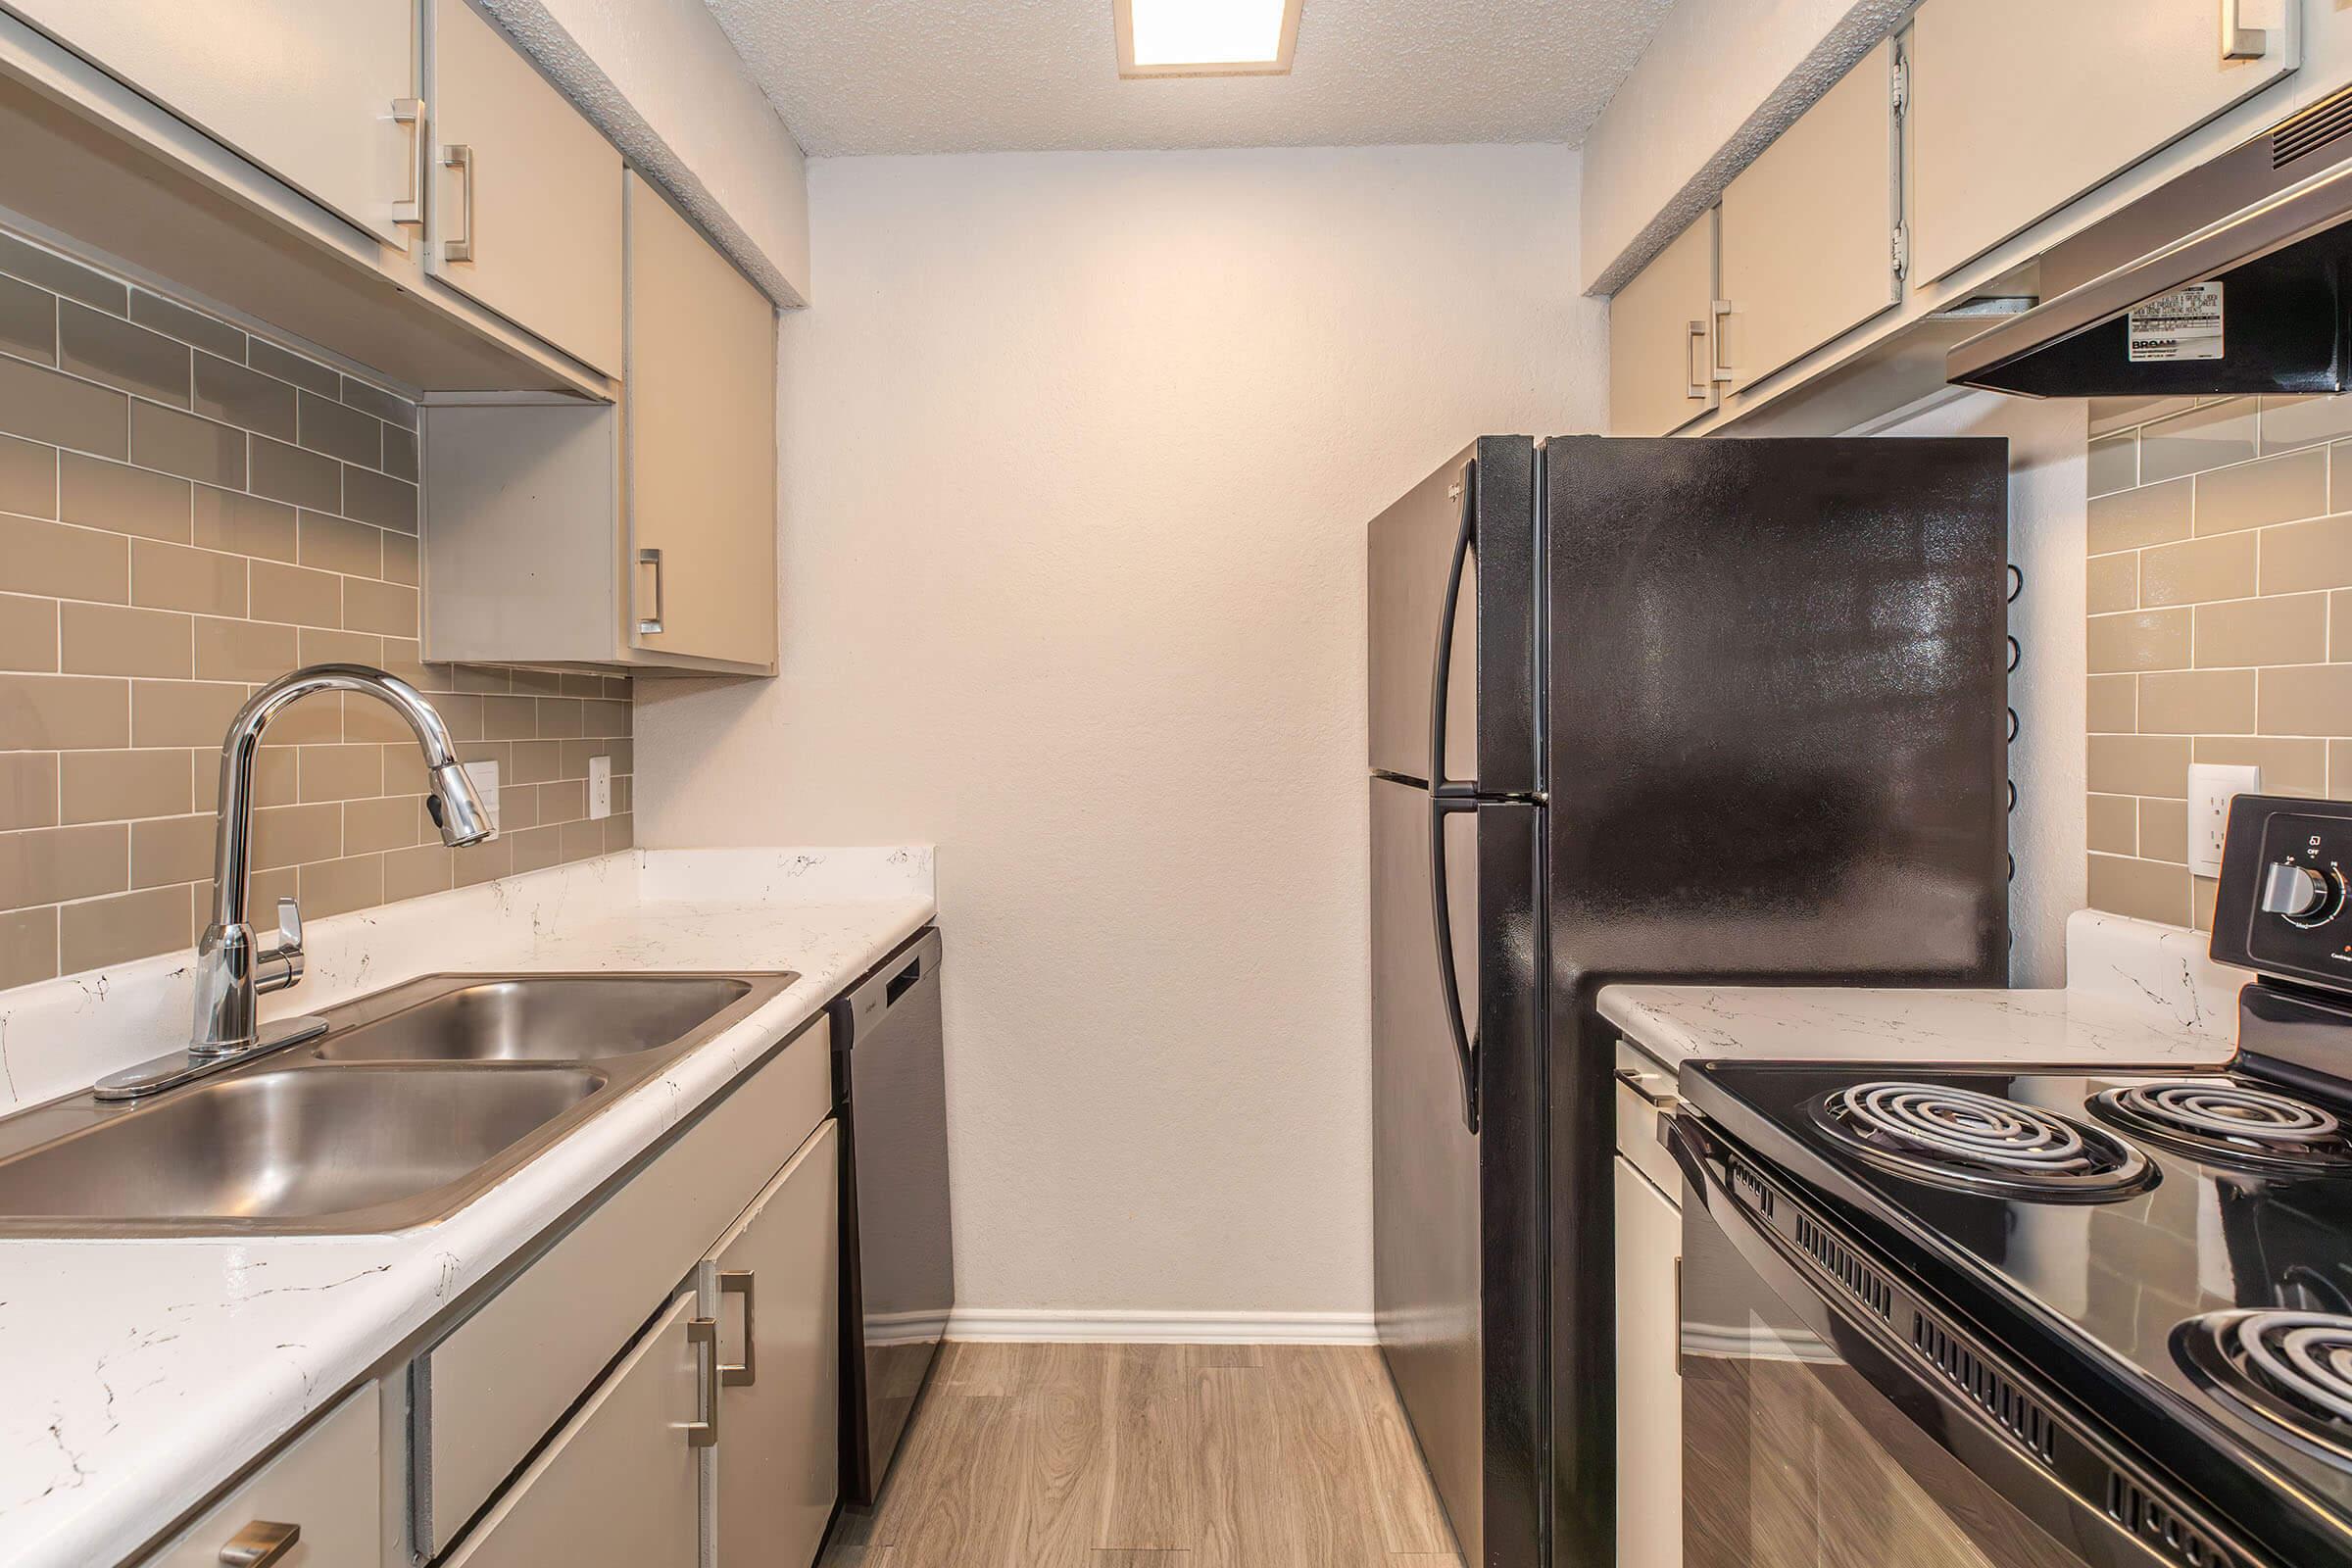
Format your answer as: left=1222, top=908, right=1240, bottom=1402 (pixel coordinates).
left=588, top=754, right=612, bottom=821
left=463, top=759, right=502, bottom=838
left=2187, top=762, right=2260, bottom=877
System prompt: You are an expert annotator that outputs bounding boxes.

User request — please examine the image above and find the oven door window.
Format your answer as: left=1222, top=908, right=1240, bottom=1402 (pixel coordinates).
left=1683, top=1194, right=2087, bottom=1568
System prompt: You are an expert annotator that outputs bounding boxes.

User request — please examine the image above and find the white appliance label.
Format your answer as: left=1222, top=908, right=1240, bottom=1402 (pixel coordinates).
left=2128, top=283, right=2225, bottom=363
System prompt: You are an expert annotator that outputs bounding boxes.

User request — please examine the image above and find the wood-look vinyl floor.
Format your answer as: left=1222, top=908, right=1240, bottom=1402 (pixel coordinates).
left=819, top=1342, right=1464, bottom=1568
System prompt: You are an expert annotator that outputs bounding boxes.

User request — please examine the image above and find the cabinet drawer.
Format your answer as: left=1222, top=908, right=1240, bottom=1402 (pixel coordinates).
left=413, top=1016, right=830, bottom=1557
left=146, top=1384, right=379, bottom=1568
left=1613, top=1040, right=1683, bottom=1200
left=441, top=1293, right=703, bottom=1568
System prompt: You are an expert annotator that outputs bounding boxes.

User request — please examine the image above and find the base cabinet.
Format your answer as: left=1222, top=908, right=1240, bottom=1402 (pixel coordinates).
left=710, top=1119, right=842, bottom=1568
left=441, top=1293, right=705, bottom=1568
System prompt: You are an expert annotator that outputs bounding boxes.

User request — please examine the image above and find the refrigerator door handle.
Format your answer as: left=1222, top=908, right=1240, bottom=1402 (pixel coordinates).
left=1428, top=466, right=1480, bottom=1134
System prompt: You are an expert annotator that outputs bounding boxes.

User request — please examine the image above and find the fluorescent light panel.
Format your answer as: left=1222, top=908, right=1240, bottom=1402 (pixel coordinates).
left=1114, top=0, right=1302, bottom=77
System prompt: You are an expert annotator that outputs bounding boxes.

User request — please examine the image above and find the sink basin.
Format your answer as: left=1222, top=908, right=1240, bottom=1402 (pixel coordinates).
left=0, top=1066, right=604, bottom=1223
left=314, top=976, right=754, bottom=1063
left=0, top=969, right=794, bottom=1235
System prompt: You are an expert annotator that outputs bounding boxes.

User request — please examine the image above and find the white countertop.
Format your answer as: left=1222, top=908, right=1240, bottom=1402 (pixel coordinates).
left=0, top=847, right=936, bottom=1568
left=1598, top=910, right=2248, bottom=1074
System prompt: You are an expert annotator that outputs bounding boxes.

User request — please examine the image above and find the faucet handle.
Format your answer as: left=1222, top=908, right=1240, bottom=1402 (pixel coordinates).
left=270, top=895, right=303, bottom=956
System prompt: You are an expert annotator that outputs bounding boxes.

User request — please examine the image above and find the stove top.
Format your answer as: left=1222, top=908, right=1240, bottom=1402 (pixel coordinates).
left=1684, top=1051, right=2352, bottom=1560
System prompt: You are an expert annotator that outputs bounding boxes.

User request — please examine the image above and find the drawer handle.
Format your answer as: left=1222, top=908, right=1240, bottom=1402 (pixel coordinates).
left=686, top=1314, right=720, bottom=1448
left=440, top=143, right=476, bottom=264
left=1613, top=1063, right=1680, bottom=1111
left=719, top=1269, right=758, bottom=1387
left=220, top=1520, right=300, bottom=1567
left=390, top=98, right=425, bottom=227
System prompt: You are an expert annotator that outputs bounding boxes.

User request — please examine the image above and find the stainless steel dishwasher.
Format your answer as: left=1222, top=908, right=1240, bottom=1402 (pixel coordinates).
left=831, top=926, right=953, bottom=1507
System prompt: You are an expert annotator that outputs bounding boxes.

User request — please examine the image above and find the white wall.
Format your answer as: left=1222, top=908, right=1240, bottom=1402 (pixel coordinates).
left=1864, top=392, right=2088, bottom=988
left=478, top=0, right=810, bottom=304
left=1581, top=0, right=1908, bottom=294
left=636, top=143, right=1606, bottom=1321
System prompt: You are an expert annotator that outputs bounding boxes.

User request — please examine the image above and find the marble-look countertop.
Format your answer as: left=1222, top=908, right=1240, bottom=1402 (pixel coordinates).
left=0, top=847, right=936, bottom=1568
left=1599, top=909, right=2249, bottom=1073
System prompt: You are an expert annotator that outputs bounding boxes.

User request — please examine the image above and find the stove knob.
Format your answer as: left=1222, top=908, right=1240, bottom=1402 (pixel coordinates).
left=2261, top=861, right=2332, bottom=920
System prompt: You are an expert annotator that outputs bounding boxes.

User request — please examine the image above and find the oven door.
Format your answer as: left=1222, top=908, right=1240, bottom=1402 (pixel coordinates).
left=1667, top=1111, right=2268, bottom=1568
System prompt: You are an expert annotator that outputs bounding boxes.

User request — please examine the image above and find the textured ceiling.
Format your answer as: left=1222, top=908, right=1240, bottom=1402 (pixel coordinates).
left=703, top=0, right=1682, bottom=157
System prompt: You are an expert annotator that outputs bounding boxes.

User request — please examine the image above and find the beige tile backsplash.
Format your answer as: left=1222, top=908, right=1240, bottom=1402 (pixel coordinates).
left=0, top=230, right=634, bottom=988
left=2085, top=393, right=2352, bottom=931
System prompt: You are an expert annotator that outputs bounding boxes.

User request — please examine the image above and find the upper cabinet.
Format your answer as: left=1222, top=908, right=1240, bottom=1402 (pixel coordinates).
left=426, top=0, right=624, bottom=374
left=5, top=0, right=423, bottom=250
left=625, top=171, right=779, bottom=671
left=1908, top=0, right=2298, bottom=286
left=1608, top=209, right=1720, bottom=437
left=1717, top=37, right=1902, bottom=395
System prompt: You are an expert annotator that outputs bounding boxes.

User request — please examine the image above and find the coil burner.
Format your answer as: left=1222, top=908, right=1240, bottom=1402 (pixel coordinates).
left=2091, top=1081, right=2352, bottom=1173
left=2179, top=1311, right=2352, bottom=1463
left=1813, top=1081, right=2155, bottom=1200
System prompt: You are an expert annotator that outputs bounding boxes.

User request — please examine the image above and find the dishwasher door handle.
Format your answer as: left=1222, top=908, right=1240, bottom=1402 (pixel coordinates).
left=842, top=928, right=944, bottom=1043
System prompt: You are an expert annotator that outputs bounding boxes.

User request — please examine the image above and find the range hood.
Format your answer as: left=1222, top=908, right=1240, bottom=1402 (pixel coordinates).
left=1949, top=83, right=2352, bottom=398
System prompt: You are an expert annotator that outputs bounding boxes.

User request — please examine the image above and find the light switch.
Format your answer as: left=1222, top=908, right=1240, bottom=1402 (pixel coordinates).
left=588, top=755, right=612, bottom=820
left=2187, top=762, right=2259, bottom=877
left=463, top=759, right=502, bottom=838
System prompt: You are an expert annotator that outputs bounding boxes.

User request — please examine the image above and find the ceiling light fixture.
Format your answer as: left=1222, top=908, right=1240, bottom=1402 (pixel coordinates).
left=1113, top=0, right=1302, bottom=78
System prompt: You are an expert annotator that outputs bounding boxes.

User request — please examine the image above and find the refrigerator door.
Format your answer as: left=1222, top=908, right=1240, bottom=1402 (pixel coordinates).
left=1372, top=778, right=1545, bottom=1568
left=1367, top=436, right=1539, bottom=795
left=1541, top=433, right=2011, bottom=1568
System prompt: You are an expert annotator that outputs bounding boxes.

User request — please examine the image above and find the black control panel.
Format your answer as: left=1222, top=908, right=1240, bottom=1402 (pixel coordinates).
left=2212, top=793, right=2352, bottom=991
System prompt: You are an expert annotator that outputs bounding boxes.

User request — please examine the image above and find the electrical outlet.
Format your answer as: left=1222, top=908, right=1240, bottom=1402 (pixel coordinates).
left=588, top=754, right=612, bottom=820
left=2187, top=763, right=2259, bottom=877
left=463, top=759, right=502, bottom=838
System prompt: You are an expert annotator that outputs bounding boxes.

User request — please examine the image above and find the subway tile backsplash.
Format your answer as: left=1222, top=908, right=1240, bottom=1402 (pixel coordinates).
left=2085, top=393, right=2352, bottom=932
left=0, top=229, right=633, bottom=988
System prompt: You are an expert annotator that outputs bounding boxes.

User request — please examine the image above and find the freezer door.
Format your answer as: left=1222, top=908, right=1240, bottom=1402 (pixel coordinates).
left=1367, top=436, right=1539, bottom=794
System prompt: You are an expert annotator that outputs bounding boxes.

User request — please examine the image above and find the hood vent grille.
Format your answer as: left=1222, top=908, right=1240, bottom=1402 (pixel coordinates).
left=2272, top=84, right=2352, bottom=171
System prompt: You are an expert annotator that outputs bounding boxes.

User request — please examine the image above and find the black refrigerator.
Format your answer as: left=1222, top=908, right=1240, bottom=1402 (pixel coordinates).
left=1368, top=435, right=2011, bottom=1568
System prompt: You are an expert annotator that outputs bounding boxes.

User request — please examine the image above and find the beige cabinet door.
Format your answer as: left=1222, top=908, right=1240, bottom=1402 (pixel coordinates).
left=7, top=0, right=421, bottom=250
left=627, top=172, right=779, bottom=670
left=1608, top=210, right=1719, bottom=436
left=1910, top=0, right=2297, bottom=285
left=426, top=0, right=623, bottom=372
left=1718, top=37, right=1901, bottom=394
left=711, top=1118, right=841, bottom=1568
left=442, top=1291, right=706, bottom=1568
left=1613, top=1157, right=1682, bottom=1568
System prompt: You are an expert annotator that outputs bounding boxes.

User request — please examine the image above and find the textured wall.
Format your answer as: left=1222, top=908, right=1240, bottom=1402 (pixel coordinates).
left=637, top=143, right=1606, bottom=1317
left=2084, top=395, right=2352, bottom=930
left=0, top=229, right=633, bottom=989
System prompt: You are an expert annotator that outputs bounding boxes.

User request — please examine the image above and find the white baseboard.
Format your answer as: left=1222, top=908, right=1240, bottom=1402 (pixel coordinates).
left=945, top=1307, right=1378, bottom=1346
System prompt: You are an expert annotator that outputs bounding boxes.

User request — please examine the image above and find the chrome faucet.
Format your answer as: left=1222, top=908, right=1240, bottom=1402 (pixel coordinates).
left=94, top=664, right=492, bottom=1101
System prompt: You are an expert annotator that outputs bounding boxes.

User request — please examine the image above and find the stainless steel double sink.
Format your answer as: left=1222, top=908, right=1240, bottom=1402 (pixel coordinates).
left=0, top=971, right=796, bottom=1236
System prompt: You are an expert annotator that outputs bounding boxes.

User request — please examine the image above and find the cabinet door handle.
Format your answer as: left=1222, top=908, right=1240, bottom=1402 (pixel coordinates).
left=635, top=548, right=664, bottom=636
left=1685, top=318, right=1710, bottom=401
left=719, top=1269, right=758, bottom=1387
left=2221, top=0, right=2268, bottom=60
left=390, top=99, right=426, bottom=227
left=686, top=1314, right=720, bottom=1448
left=440, top=143, right=476, bottom=263
left=1673, top=1257, right=1686, bottom=1377
left=220, top=1520, right=301, bottom=1567
left=1710, top=299, right=1739, bottom=385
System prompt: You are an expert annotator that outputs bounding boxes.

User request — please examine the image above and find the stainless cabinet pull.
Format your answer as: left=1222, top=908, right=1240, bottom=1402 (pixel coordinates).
left=440, top=143, right=475, bottom=263
left=2221, top=0, right=2268, bottom=60
left=220, top=1520, right=300, bottom=1567
left=686, top=1314, right=719, bottom=1448
left=719, top=1269, right=757, bottom=1387
left=390, top=98, right=425, bottom=227
left=635, top=548, right=664, bottom=636
left=1685, top=318, right=1710, bottom=401
left=1710, top=298, right=1739, bottom=385
left=1613, top=1062, right=1680, bottom=1112
left=1673, top=1257, right=1687, bottom=1377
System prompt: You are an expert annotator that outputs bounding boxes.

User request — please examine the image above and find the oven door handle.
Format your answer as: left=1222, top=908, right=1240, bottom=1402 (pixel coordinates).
left=1670, top=1108, right=2275, bottom=1568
